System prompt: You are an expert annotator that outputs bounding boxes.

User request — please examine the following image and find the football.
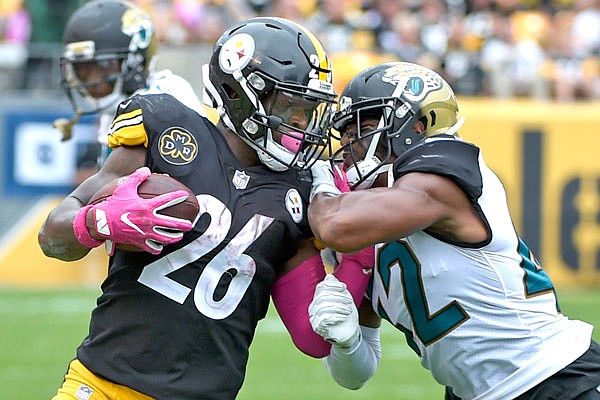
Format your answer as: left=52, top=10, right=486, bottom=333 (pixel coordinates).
left=89, top=173, right=199, bottom=252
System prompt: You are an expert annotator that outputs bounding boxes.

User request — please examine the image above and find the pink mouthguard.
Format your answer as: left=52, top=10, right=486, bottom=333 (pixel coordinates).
left=281, top=132, right=303, bottom=152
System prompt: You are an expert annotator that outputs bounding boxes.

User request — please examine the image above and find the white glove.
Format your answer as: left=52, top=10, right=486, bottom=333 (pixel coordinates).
left=310, top=160, right=342, bottom=202
left=309, top=274, right=360, bottom=349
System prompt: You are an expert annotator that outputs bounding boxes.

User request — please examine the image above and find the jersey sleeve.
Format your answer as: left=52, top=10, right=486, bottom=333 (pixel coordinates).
left=107, top=95, right=150, bottom=148
left=393, top=136, right=483, bottom=201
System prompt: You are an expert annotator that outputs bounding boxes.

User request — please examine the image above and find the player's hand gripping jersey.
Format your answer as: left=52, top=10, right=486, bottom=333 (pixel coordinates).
left=366, top=135, right=594, bottom=400
left=77, top=94, right=313, bottom=399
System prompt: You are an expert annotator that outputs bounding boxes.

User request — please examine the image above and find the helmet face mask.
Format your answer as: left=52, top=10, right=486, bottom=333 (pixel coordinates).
left=331, top=62, right=459, bottom=189
left=60, top=0, right=157, bottom=115
left=331, top=98, right=402, bottom=189
left=202, top=17, right=336, bottom=171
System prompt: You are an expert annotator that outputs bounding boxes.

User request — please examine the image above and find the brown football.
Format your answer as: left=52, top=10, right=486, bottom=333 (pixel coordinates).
left=89, top=173, right=199, bottom=252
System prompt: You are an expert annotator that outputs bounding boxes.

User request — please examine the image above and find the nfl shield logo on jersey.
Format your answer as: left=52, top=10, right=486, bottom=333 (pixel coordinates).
left=232, top=170, right=250, bottom=189
left=285, top=189, right=303, bottom=223
left=75, top=384, right=94, bottom=400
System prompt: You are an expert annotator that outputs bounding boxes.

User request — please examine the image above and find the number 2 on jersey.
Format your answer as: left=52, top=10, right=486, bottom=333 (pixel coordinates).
left=379, top=241, right=469, bottom=346
left=377, top=238, right=558, bottom=353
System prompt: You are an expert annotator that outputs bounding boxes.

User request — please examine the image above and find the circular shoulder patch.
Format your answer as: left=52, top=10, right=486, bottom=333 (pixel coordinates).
left=285, top=189, right=304, bottom=224
left=158, top=127, right=198, bottom=165
left=219, top=33, right=255, bottom=74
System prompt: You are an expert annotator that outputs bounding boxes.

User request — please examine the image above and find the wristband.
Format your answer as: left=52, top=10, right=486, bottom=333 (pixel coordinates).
left=73, top=204, right=103, bottom=249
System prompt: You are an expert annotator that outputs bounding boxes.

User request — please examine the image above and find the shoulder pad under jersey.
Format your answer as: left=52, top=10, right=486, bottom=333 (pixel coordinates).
left=108, top=93, right=198, bottom=149
left=393, top=135, right=483, bottom=201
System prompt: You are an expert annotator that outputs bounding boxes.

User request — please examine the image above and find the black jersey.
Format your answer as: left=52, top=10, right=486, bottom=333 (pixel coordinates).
left=77, top=94, right=313, bottom=399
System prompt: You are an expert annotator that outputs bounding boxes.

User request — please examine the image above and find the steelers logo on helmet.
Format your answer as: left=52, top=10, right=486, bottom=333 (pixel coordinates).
left=219, top=33, right=255, bottom=75
left=285, top=189, right=304, bottom=223
left=158, top=127, right=198, bottom=165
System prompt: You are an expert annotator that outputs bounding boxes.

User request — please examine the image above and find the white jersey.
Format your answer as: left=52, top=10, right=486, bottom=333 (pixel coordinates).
left=367, top=136, right=593, bottom=400
left=97, top=69, right=205, bottom=147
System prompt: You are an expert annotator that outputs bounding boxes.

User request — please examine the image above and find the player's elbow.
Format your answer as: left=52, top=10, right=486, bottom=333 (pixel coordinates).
left=334, top=377, right=366, bottom=391
left=38, top=226, right=88, bottom=262
left=38, top=227, right=55, bottom=258
left=326, top=357, right=376, bottom=391
left=292, top=333, right=332, bottom=359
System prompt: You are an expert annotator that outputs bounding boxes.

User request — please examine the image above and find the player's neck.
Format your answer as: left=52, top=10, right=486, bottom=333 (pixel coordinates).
left=221, top=127, right=261, bottom=167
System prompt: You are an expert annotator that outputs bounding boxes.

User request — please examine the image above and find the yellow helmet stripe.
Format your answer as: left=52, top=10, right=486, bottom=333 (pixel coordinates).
left=289, top=20, right=329, bottom=81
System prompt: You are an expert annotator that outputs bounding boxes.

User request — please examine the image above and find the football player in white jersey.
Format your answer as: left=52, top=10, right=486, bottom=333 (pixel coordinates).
left=55, top=0, right=205, bottom=166
left=307, top=62, right=600, bottom=399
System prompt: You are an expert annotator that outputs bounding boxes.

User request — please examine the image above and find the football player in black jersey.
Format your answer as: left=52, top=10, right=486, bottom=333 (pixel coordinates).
left=307, top=62, right=600, bottom=399
left=38, top=17, right=374, bottom=400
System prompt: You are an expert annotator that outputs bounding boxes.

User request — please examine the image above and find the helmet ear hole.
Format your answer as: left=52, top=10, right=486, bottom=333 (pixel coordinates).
left=222, top=84, right=239, bottom=100
left=418, top=115, right=429, bottom=132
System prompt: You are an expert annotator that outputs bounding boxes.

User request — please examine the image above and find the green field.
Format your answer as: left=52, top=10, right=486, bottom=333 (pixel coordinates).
left=1, top=287, right=599, bottom=400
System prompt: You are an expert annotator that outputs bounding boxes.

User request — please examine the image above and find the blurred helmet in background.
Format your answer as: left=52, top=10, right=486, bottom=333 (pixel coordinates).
left=60, top=0, right=157, bottom=115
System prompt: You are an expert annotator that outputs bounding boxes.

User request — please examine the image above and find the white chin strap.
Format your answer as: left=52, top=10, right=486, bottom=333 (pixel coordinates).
left=346, top=157, right=391, bottom=190
left=443, top=116, right=466, bottom=137
left=254, top=136, right=292, bottom=172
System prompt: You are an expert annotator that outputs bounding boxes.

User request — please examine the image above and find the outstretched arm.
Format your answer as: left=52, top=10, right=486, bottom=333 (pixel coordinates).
left=272, top=237, right=376, bottom=358
left=271, top=239, right=331, bottom=357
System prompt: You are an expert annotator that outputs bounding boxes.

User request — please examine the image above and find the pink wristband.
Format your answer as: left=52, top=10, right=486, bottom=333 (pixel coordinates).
left=73, top=204, right=103, bottom=249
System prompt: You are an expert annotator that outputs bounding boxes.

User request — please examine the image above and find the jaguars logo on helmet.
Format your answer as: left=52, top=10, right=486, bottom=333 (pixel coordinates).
left=331, top=62, right=462, bottom=190
left=60, top=0, right=158, bottom=115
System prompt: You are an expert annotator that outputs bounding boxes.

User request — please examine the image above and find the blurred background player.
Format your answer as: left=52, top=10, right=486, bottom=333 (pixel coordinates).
left=38, top=16, right=372, bottom=400
left=307, top=62, right=600, bottom=399
left=54, top=0, right=204, bottom=175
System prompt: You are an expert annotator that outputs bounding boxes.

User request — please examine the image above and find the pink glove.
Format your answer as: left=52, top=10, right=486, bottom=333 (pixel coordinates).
left=333, top=165, right=350, bottom=193
left=73, top=167, right=194, bottom=256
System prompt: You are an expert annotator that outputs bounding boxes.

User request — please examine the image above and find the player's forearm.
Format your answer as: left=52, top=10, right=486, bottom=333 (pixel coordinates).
left=308, top=192, right=376, bottom=253
left=272, top=254, right=331, bottom=358
left=38, top=196, right=91, bottom=261
left=324, top=325, right=381, bottom=390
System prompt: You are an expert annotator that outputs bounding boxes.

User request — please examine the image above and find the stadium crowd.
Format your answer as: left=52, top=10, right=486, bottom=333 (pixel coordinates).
left=1, top=0, right=599, bottom=101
